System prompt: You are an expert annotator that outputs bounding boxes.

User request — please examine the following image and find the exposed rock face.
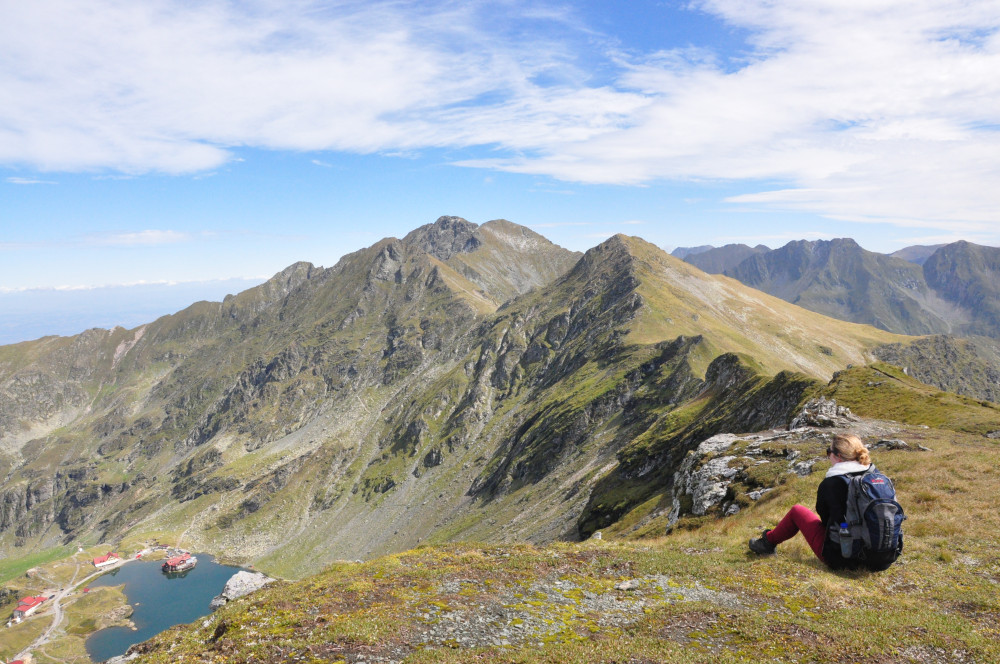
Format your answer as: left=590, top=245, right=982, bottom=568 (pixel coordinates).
left=723, top=238, right=951, bottom=335
left=210, top=570, right=275, bottom=609
left=577, top=352, right=823, bottom=539
left=873, top=335, right=1000, bottom=403
left=668, top=421, right=902, bottom=528
left=403, top=215, right=482, bottom=261
left=670, top=434, right=743, bottom=518
left=705, top=237, right=1000, bottom=340
left=923, top=241, right=1000, bottom=336
left=789, top=397, right=859, bottom=429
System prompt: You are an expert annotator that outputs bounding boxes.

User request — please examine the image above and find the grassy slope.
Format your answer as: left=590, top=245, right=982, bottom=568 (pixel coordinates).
left=823, top=362, right=1000, bottom=436
left=6, top=364, right=1000, bottom=662
left=621, top=235, right=904, bottom=379
left=33, top=585, right=132, bottom=664
left=116, top=426, right=1000, bottom=664
left=0, top=614, right=50, bottom=662
left=1, top=233, right=911, bottom=575
left=95, top=365, right=1000, bottom=663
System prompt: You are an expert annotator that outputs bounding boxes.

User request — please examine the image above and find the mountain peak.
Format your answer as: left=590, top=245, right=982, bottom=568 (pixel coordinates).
left=890, top=244, right=946, bottom=265
left=682, top=243, right=770, bottom=275
left=571, top=234, right=639, bottom=274
left=221, top=261, right=319, bottom=316
left=403, top=216, right=482, bottom=261
left=671, top=244, right=715, bottom=259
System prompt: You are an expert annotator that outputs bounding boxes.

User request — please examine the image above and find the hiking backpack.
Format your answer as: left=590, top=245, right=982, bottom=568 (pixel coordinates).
left=837, top=466, right=906, bottom=569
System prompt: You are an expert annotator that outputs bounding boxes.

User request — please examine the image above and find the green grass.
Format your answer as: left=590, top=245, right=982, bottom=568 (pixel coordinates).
left=0, top=546, right=73, bottom=584
left=825, top=362, right=1000, bottom=435
left=9, top=422, right=1000, bottom=664
left=0, top=612, right=51, bottom=661
left=95, top=422, right=1000, bottom=664
left=64, top=585, right=131, bottom=634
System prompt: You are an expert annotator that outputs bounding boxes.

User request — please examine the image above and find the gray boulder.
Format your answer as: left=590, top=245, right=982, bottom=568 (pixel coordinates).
left=103, top=654, right=139, bottom=664
left=210, top=570, right=275, bottom=610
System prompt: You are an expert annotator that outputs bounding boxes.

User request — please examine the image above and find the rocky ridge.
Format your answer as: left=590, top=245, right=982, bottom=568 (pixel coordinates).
left=682, top=237, right=1000, bottom=343
left=0, top=218, right=972, bottom=582
left=667, top=413, right=903, bottom=530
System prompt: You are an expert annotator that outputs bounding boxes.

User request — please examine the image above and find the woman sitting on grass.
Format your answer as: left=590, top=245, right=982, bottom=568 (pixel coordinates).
left=748, top=433, right=897, bottom=571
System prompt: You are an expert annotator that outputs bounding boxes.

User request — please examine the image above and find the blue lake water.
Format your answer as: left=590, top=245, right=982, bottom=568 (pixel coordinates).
left=85, top=553, right=240, bottom=662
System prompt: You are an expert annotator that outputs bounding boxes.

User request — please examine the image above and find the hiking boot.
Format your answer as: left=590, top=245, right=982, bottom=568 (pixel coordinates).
left=749, top=530, right=776, bottom=555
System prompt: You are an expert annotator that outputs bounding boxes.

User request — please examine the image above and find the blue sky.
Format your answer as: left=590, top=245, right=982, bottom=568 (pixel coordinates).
left=3, top=0, right=1000, bottom=343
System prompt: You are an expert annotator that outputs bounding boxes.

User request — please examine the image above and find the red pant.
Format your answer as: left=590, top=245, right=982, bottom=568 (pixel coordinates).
left=766, top=504, right=826, bottom=562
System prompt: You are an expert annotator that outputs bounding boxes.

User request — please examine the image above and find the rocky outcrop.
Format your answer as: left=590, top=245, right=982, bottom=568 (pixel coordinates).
left=403, top=216, right=482, bottom=261
left=667, top=430, right=823, bottom=528
left=210, top=570, right=276, bottom=609
left=667, top=417, right=906, bottom=528
left=789, top=397, right=859, bottom=429
left=873, top=335, right=1000, bottom=404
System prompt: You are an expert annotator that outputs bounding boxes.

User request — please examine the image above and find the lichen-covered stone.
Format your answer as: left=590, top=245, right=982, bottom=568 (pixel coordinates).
left=789, top=396, right=859, bottom=429
left=210, top=570, right=276, bottom=610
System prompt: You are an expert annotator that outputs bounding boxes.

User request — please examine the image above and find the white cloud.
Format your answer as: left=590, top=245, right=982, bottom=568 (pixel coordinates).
left=87, top=230, right=191, bottom=246
left=0, top=276, right=266, bottom=294
left=2, top=0, right=1000, bottom=238
left=0, top=0, right=620, bottom=172
left=468, top=1, right=1000, bottom=233
left=6, top=176, right=56, bottom=184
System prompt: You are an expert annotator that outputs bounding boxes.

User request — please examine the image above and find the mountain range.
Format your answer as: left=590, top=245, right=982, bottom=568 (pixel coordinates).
left=676, top=238, right=1000, bottom=338
left=1, top=216, right=998, bottom=582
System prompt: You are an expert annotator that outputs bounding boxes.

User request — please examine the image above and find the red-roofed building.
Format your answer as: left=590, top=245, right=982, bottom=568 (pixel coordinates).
left=161, top=552, right=197, bottom=573
left=13, top=595, right=46, bottom=620
left=93, top=551, right=120, bottom=568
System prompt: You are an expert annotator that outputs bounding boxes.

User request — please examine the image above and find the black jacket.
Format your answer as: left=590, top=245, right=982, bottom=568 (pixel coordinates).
left=815, top=468, right=868, bottom=570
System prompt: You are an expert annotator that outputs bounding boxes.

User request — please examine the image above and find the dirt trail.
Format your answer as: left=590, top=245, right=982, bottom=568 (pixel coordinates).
left=15, top=553, right=136, bottom=662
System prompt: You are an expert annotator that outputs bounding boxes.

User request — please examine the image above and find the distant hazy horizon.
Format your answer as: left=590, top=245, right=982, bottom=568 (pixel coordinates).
left=0, top=278, right=265, bottom=345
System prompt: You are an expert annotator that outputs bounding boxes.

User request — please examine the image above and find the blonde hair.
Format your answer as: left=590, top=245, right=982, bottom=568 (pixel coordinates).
left=831, top=434, right=871, bottom=466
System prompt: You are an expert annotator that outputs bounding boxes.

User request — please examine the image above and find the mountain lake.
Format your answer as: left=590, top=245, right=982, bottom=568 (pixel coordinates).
left=85, top=553, right=240, bottom=662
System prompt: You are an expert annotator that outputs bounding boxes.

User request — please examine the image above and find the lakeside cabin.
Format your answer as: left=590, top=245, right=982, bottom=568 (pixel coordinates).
left=93, top=552, right=121, bottom=568
left=162, top=552, right=197, bottom=573
left=12, top=595, right=46, bottom=621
